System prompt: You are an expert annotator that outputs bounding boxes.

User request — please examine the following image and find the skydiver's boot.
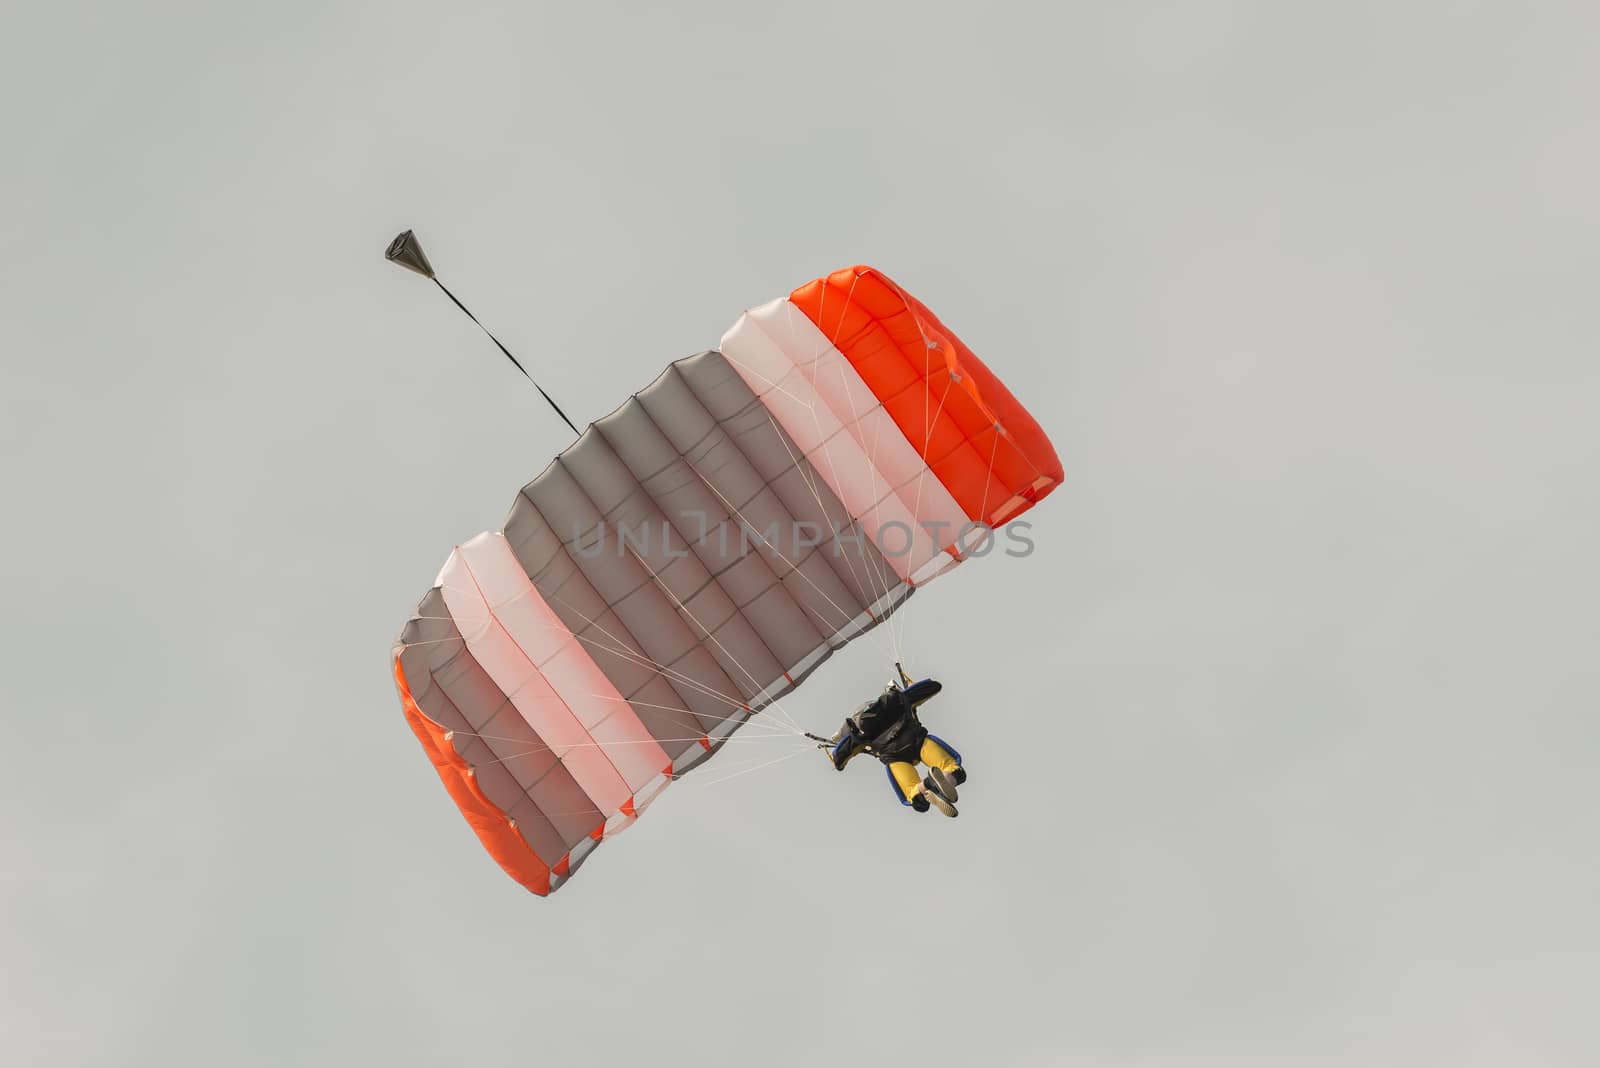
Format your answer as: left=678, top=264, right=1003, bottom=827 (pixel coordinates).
left=925, top=768, right=959, bottom=805
left=918, top=783, right=958, bottom=818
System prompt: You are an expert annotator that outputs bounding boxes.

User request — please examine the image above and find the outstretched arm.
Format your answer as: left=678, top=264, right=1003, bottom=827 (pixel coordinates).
left=829, top=721, right=868, bottom=770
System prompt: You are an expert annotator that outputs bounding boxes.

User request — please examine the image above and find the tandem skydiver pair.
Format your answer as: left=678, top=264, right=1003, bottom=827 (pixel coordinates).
left=820, top=664, right=967, bottom=818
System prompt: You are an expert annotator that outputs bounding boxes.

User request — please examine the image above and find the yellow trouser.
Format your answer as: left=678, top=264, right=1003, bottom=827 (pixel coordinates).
left=889, top=737, right=962, bottom=802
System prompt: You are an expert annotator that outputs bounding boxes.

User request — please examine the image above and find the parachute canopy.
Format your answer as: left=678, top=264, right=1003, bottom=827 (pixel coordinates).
left=393, top=266, right=1063, bottom=894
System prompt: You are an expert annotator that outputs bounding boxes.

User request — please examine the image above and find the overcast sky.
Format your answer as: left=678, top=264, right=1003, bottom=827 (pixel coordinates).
left=3, top=2, right=1597, bottom=1065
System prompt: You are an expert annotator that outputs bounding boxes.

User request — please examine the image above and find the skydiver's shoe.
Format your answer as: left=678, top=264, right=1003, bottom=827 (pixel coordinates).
left=925, top=768, right=959, bottom=804
left=920, top=784, right=958, bottom=818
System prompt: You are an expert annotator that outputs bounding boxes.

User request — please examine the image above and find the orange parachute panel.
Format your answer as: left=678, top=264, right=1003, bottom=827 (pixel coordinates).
left=394, top=654, right=552, bottom=896
left=789, top=266, right=1063, bottom=526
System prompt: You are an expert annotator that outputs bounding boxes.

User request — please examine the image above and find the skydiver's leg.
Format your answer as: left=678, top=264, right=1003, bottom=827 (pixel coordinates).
left=920, top=737, right=965, bottom=804
left=920, top=737, right=962, bottom=776
left=888, top=761, right=927, bottom=811
left=893, top=752, right=956, bottom=818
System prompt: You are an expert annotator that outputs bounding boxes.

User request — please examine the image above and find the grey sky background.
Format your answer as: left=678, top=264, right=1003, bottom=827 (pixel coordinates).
left=3, top=2, right=1596, bottom=1065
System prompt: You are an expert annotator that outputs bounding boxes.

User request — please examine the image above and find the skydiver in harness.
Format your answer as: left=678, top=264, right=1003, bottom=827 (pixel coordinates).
left=820, top=664, right=967, bottom=817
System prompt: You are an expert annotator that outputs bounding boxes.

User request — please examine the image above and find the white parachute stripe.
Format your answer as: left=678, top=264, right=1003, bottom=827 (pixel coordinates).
left=720, top=299, right=970, bottom=583
left=439, top=533, right=667, bottom=819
